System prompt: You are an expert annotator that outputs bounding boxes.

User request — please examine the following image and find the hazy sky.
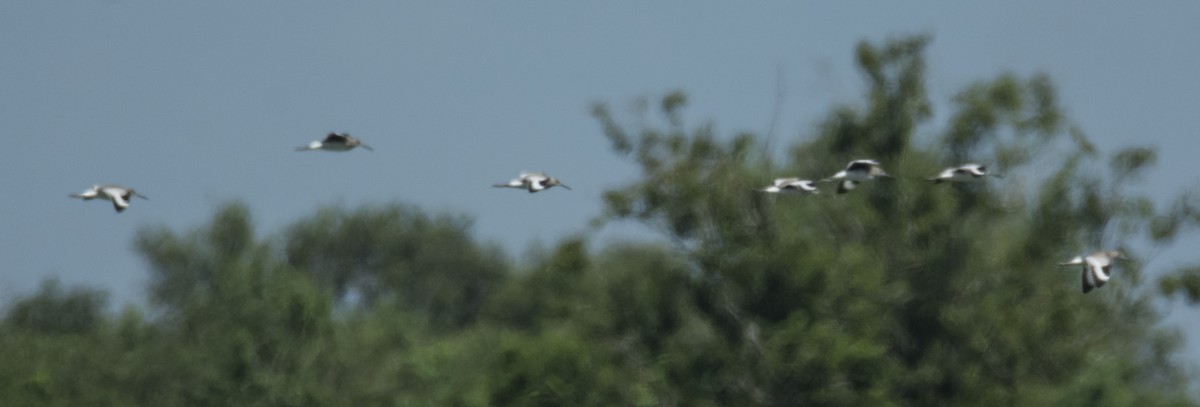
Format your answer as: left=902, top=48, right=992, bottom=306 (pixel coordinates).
left=2, top=2, right=1198, bottom=361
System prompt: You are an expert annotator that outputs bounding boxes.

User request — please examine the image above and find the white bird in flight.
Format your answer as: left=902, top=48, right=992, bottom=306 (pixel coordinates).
left=295, top=132, right=373, bottom=152
left=821, top=159, right=891, bottom=193
left=70, top=184, right=148, bottom=213
left=759, top=178, right=819, bottom=194
left=1059, top=250, right=1129, bottom=293
left=928, top=163, right=998, bottom=184
left=493, top=172, right=571, bottom=193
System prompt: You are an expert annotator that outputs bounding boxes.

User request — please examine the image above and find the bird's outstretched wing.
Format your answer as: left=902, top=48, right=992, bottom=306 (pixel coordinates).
left=773, top=178, right=800, bottom=187
left=845, top=159, right=879, bottom=172
left=846, top=162, right=869, bottom=172
left=109, top=193, right=130, bottom=212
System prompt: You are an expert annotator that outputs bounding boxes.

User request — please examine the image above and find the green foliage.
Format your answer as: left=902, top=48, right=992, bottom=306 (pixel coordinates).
left=283, top=204, right=507, bottom=331
left=489, top=329, right=632, bottom=407
left=133, top=203, right=335, bottom=405
left=5, top=279, right=106, bottom=336
left=2, top=36, right=1199, bottom=406
left=1161, top=266, right=1200, bottom=304
left=483, top=239, right=590, bottom=331
left=588, top=36, right=1199, bottom=405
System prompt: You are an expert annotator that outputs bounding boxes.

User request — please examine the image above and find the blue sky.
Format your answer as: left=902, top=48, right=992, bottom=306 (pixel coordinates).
left=2, top=2, right=1198, bottom=361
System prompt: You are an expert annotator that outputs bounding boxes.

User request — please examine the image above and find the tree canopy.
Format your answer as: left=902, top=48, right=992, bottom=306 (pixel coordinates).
left=4, top=36, right=1200, bottom=406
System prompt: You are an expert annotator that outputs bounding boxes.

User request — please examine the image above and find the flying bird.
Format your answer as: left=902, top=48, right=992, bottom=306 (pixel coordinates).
left=759, top=178, right=819, bottom=194
left=928, top=163, right=998, bottom=184
left=1059, top=251, right=1129, bottom=293
left=70, top=184, right=148, bottom=213
left=295, top=132, right=373, bottom=152
left=821, top=159, right=891, bottom=193
left=494, top=172, right=571, bottom=193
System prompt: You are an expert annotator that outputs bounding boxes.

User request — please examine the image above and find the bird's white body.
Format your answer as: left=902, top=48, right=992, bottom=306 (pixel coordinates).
left=296, top=132, right=373, bottom=152
left=760, top=178, right=819, bottom=194
left=929, top=163, right=992, bottom=184
left=494, top=171, right=571, bottom=193
left=70, top=184, right=147, bottom=213
left=822, top=159, right=890, bottom=193
left=1059, top=251, right=1127, bottom=293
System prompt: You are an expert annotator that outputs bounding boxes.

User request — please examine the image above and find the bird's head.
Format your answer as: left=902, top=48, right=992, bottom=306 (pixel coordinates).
left=548, top=177, right=571, bottom=190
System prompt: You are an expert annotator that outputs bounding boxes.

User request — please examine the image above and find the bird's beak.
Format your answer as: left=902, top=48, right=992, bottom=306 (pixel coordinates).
left=135, top=193, right=149, bottom=200
left=361, top=144, right=374, bottom=151
left=561, top=184, right=572, bottom=190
